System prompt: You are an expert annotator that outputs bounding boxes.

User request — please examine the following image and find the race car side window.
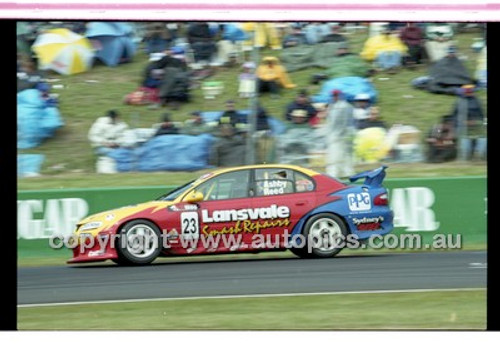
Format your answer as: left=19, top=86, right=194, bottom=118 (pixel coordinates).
left=293, top=171, right=315, bottom=192
left=194, top=170, right=251, bottom=201
left=253, top=168, right=315, bottom=196
left=254, top=168, right=295, bottom=196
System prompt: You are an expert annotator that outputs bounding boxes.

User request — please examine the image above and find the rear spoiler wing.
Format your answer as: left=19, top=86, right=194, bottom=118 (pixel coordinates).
left=349, top=165, right=387, bottom=187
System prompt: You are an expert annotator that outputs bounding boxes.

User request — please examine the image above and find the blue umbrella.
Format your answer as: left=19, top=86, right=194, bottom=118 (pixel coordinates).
left=312, top=76, right=378, bottom=104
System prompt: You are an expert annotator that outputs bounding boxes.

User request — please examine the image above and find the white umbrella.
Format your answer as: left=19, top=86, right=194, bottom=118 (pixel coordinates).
left=32, top=28, right=94, bottom=75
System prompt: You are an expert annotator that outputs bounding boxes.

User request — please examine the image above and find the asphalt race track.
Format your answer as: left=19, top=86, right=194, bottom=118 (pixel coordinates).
left=18, top=251, right=486, bottom=305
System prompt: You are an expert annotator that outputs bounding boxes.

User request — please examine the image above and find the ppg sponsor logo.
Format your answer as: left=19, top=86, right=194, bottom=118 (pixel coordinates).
left=347, top=193, right=371, bottom=211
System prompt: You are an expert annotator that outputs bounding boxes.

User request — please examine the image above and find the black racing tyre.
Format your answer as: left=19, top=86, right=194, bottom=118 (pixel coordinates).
left=114, top=219, right=162, bottom=265
left=111, top=256, right=130, bottom=265
left=301, top=213, right=348, bottom=258
left=289, top=246, right=313, bottom=259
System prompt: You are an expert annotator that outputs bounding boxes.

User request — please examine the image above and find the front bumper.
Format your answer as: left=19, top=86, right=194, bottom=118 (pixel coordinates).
left=67, top=233, right=118, bottom=264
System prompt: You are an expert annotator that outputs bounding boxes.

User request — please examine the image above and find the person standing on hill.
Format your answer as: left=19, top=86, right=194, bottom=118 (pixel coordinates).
left=425, top=115, right=457, bottom=163
left=399, top=22, right=424, bottom=67
left=325, top=89, right=355, bottom=178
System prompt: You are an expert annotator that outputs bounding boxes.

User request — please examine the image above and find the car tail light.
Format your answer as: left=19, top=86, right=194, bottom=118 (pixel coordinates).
left=374, top=193, right=388, bottom=206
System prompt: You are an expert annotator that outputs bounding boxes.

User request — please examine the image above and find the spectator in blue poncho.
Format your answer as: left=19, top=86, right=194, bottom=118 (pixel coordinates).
left=17, top=82, right=64, bottom=149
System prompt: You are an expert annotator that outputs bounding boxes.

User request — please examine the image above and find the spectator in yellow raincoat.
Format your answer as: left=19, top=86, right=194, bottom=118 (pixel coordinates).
left=256, top=56, right=296, bottom=98
left=361, top=26, right=408, bottom=73
left=241, top=22, right=282, bottom=50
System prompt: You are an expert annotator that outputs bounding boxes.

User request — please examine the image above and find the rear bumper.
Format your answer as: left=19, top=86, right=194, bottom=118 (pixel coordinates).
left=347, top=208, right=394, bottom=240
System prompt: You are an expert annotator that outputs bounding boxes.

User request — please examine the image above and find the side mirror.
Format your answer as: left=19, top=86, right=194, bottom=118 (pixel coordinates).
left=186, top=191, right=204, bottom=203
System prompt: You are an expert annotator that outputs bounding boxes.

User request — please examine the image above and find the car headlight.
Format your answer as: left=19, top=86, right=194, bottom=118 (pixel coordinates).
left=80, top=221, right=103, bottom=231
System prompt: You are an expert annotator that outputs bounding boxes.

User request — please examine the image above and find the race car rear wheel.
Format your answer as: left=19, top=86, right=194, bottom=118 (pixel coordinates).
left=302, top=213, right=348, bottom=258
left=115, top=220, right=162, bottom=265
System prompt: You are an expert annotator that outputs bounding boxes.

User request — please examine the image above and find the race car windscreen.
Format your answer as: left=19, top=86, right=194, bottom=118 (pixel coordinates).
left=156, top=180, right=195, bottom=201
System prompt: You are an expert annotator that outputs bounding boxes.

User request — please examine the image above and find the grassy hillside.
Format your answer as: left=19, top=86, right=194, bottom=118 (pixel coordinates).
left=18, top=25, right=487, bottom=184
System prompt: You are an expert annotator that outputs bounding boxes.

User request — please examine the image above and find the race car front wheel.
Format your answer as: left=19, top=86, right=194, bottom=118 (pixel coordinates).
left=115, top=220, right=162, bottom=265
left=300, top=213, right=348, bottom=258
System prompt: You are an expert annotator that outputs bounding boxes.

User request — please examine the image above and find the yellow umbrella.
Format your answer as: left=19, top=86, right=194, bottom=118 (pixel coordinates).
left=354, top=127, right=391, bottom=163
left=32, top=28, right=94, bottom=75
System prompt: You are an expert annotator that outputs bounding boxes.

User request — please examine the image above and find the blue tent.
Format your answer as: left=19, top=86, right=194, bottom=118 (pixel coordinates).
left=85, top=22, right=136, bottom=67
left=108, top=134, right=215, bottom=172
left=17, top=89, right=64, bottom=149
left=312, top=76, right=378, bottom=104
left=18, top=154, right=45, bottom=177
left=106, top=110, right=287, bottom=172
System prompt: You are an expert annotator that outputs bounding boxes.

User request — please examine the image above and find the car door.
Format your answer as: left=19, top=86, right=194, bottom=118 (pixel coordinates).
left=250, top=168, right=317, bottom=249
left=182, top=169, right=254, bottom=253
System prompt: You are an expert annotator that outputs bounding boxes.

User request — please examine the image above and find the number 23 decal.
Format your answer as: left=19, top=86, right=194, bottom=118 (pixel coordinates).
left=181, top=212, right=199, bottom=238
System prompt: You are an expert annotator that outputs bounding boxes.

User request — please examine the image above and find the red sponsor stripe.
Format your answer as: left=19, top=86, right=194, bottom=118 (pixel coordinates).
left=357, top=223, right=381, bottom=231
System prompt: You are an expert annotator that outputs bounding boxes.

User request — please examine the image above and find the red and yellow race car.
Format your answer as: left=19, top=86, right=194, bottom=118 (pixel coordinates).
left=69, top=164, right=393, bottom=265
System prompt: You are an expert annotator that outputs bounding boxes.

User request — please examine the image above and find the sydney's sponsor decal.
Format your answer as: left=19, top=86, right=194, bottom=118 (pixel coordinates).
left=353, top=216, right=384, bottom=231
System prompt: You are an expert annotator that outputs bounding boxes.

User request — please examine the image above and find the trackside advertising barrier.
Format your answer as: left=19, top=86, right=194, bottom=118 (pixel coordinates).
left=17, top=177, right=487, bottom=258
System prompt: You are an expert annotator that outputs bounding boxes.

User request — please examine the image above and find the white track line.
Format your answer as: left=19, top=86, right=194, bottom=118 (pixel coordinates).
left=18, top=288, right=485, bottom=308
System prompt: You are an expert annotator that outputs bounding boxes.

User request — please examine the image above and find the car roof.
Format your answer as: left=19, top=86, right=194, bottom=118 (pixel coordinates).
left=171, top=165, right=325, bottom=203
left=204, top=164, right=320, bottom=178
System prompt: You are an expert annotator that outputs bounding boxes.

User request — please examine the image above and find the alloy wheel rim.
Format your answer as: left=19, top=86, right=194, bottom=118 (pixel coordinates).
left=309, top=218, right=344, bottom=252
left=124, top=224, right=158, bottom=258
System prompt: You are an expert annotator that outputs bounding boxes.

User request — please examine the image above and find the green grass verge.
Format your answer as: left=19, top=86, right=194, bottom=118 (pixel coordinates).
left=17, top=161, right=486, bottom=190
left=17, top=289, right=486, bottom=330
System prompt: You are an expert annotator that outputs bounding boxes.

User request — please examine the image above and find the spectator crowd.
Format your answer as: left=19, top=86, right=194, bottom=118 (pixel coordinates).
left=17, top=21, right=487, bottom=176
